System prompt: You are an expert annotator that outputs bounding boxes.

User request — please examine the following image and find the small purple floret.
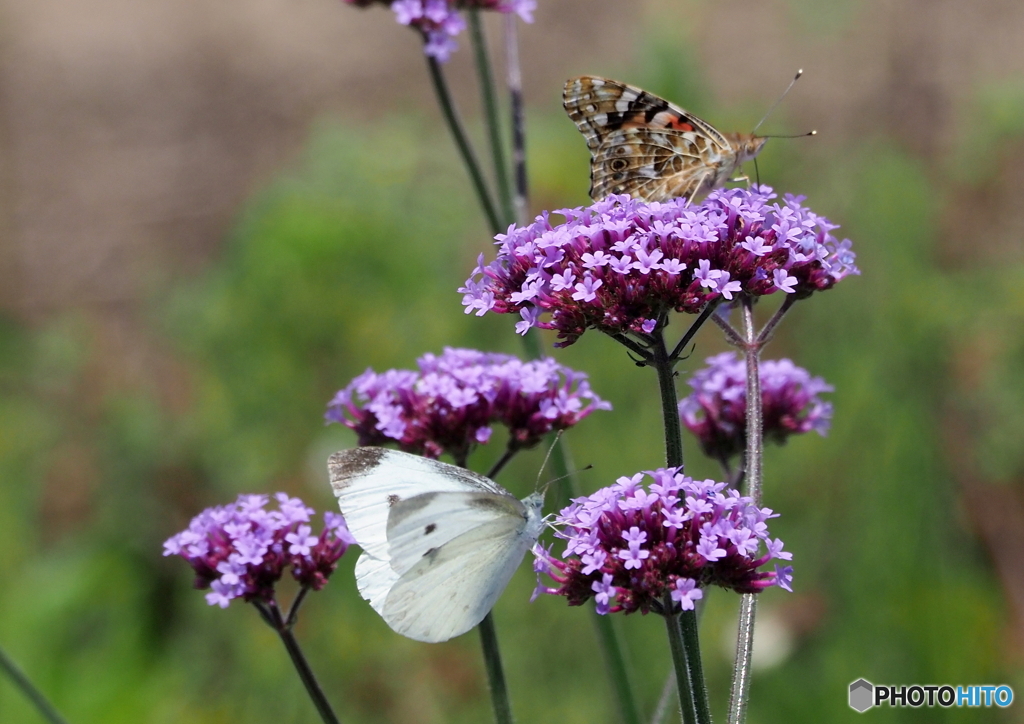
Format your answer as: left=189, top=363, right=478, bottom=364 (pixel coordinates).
left=460, top=187, right=858, bottom=346
left=531, top=468, right=792, bottom=615
left=678, top=352, right=834, bottom=461
left=343, top=0, right=536, bottom=62
left=325, top=347, right=610, bottom=461
left=163, top=494, right=355, bottom=607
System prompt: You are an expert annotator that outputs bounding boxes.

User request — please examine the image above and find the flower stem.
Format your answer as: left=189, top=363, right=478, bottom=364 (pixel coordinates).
left=468, top=10, right=514, bottom=226
left=669, top=301, right=720, bottom=362
left=653, top=335, right=712, bottom=724
left=424, top=52, right=503, bottom=235
left=0, top=645, right=71, bottom=724
left=546, top=432, right=643, bottom=724
left=486, top=445, right=518, bottom=480
left=755, top=296, right=796, bottom=347
left=739, top=297, right=764, bottom=505
left=255, top=600, right=341, bottom=724
left=662, top=596, right=697, bottom=724
left=652, top=329, right=684, bottom=469
left=591, top=613, right=643, bottom=724
left=478, top=612, right=514, bottom=724
left=504, top=13, right=529, bottom=225
left=726, top=295, right=764, bottom=724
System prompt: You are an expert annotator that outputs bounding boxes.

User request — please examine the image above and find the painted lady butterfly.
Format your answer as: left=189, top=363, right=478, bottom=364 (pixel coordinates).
left=563, top=76, right=767, bottom=203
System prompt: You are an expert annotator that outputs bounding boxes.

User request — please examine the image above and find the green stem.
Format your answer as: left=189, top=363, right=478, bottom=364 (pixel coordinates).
left=726, top=296, right=764, bottom=724
left=663, top=598, right=697, bottom=724
left=669, top=301, right=720, bottom=362
left=424, top=53, right=503, bottom=234
left=0, top=645, right=71, bottom=724
left=478, top=612, right=514, bottom=724
left=652, top=329, right=684, bottom=469
left=591, top=614, right=643, bottom=724
left=678, top=609, right=713, bottom=723
left=545, top=432, right=642, bottom=724
left=257, top=600, right=341, bottom=724
left=653, top=332, right=714, bottom=723
left=468, top=10, right=514, bottom=226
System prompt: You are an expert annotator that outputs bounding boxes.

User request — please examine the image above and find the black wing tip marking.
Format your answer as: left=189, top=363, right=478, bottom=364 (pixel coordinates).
left=327, top=446, right=388, bottom=489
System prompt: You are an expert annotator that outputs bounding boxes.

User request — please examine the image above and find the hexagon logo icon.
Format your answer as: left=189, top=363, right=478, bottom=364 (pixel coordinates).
left=849, top=679, right=874, bottom=712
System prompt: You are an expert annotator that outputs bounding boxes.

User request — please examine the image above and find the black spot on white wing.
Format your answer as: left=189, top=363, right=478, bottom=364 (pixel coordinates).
left=387, top=494, right=401, bottom=507
left=425, top=523, right=436, bottom=534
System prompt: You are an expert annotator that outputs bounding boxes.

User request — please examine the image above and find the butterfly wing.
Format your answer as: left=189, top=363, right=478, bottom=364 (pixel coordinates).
left=563, top=76, right=730, bottom=152
left=386, top=490, right=527, bottom=576
left=564, top=76, right=741, bottom=202
left=330, top=447, right=541, bottom=642
left=354, top=549, right=399, bottom=615
left=328, top=447, right=508, bottom=559
left=589, top=126, right=721, bottom=202
left=381, top=509, right=538, bottom=642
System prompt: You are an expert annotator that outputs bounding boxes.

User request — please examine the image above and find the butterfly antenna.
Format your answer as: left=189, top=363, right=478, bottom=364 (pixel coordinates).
left=535, top=432, right=563, bottom=494
left=759, top=130, right=817, bottom=139
left=752, top=68, right=803, bottom=135
left=540, top=465, right=594, bottom=498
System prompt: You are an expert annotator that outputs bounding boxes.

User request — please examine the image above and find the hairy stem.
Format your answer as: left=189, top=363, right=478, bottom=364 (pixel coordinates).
left=726, top=296, right=765, bottom=724
left=504, top=13, right=529, bottom=225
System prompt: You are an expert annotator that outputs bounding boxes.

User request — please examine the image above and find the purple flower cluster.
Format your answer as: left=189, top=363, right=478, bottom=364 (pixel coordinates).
left=532, top=468, right=793, bottom=615
left=461, top=186, right=859, bottom=346
left=679, top=352, right=834, bottom=461
left=326, top=347, right=610, bottom=461
left=344, top=0, right=535, bottom=62
left=163, top=494, right=355, bottom=608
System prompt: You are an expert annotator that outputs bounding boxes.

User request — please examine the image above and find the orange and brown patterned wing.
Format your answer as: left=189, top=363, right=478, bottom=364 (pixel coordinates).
left=589, top=126, right=720, bottom=202
left=563, top=76, right=730, bottom=152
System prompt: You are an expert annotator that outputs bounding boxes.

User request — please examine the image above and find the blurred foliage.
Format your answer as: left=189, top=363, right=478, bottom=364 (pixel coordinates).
left=2, top=29, right=1024, bottom=724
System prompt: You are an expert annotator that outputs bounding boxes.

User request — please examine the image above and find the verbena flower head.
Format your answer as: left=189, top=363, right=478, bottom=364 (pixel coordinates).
left=326, top=347, right=610, bottom=460
left=679, top=352, right=834, bottom=461
left=461, top=186, right=858, bottom=346
left=163, top=494, right=355, bottom=608
left=532, top=468, right=793, bottom=615
left=343, top=0, right=535, bottom=62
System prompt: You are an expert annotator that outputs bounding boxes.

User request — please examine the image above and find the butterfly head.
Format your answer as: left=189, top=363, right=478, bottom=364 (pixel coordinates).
left=725, top=133, right=769, bottom=165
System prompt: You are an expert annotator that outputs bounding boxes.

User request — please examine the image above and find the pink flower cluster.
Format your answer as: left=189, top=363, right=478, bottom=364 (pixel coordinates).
left=344, top=0, right=535, bottom=61
left=532, top=468, right=793, bottom=615
left=326, top=347, right=610, bottom=461
left=163, top=494, right=355, bottom=608
left=461, top=186, right=858, bottom=346
left=680, top=352, right=834, bottom=461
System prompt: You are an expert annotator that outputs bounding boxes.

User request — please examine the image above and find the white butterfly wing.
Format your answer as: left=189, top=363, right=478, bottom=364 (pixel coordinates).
left=386, top=491, right=527, bottom=576
left=381, top=513, right=537, bottom=643
left=353, top=550, right=399, bottom=615
left=328, top=447, right=507, bottom=559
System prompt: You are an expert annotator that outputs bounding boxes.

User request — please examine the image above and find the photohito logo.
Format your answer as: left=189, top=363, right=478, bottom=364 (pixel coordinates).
left=848, top=679, right=1014, bottom=712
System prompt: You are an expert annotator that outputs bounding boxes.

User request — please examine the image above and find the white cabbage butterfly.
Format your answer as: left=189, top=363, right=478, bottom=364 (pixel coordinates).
left=328, top=447, right=545, bottom=643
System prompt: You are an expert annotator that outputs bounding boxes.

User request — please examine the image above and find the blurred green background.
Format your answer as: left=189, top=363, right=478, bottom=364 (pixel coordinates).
left=1, top=0, right=1024, bottom=721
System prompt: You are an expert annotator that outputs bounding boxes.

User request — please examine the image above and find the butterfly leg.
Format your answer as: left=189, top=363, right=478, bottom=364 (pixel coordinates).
left=683, top=170, right=713, bottom=207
